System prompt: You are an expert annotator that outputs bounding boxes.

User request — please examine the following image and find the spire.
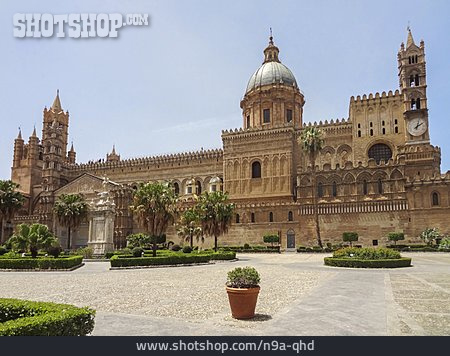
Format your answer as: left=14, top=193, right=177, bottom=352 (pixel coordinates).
left=31, top=126, right=37, bottom=137
left=70, top=142, right=75, bottom=152
left=406, top=26, right=415, bottom=48
left=111, top=144, right=116, bottom=155
left=17, top=127, right=22, bottom=140
left=263, top=29, right=280, bottom=64
left=51, top=89, right=62, bottom=111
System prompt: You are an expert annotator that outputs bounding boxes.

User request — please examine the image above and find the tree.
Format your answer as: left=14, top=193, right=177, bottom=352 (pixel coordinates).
left=300, top=127, right=324, bottom=248
left=54, top=194, right=89, bottom=250
left=126, top=233, right=151, bottom=249
left=8, top=223, right=57, bottom=258
left=177, top=208, right=202, bottom=248
left=263, top=233, right=280, bottom=247
left=387, top=232, right=405, bottom=246
left=0, top=180, right=25, bottom=243
left=420, top=227, right=440, bottom=246
left=129, top=182, right=177, bottom=257
left=343, top=232, right=358, bottom=247
left=197, top=191, right=234, bottom=252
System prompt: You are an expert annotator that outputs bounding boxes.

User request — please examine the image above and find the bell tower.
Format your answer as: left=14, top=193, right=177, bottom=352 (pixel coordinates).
left=398, top=28, right=430, bottom=144
left=41, top=90, right=70, bottom=192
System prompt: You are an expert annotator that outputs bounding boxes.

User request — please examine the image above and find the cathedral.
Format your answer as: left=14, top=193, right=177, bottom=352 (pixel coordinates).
left=8, top=29, right=450, bottom=249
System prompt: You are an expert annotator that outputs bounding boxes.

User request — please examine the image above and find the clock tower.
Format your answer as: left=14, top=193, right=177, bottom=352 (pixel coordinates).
left=398, top=28, right=430, bottom=145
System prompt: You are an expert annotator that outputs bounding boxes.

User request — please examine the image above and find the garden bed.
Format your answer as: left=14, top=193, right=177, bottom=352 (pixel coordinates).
left=0, top=255, right=83, bottom=271
left=110, top=251, right=236, bottom=268
left=324, top=257, right=412, bottom=268
left=0, top=298, right=95, bottom=336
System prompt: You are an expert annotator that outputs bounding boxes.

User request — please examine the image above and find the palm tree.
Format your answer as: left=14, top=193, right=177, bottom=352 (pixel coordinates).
left=0, top=180, right=25, bottom=243
left=300, top=127, right=324, bottom=248
left=197, top=191, right=234, bottom=252
left=129, top=182, right=178, bottom=257
left=54, top=194, right=89, bottom=250
left=8, top=223, right=57, bottom=258
left=177, top=207, right=203, bottom=248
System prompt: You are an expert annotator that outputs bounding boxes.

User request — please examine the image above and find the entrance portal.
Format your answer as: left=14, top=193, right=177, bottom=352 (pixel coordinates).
left=287, top=229, right=295, bottom=249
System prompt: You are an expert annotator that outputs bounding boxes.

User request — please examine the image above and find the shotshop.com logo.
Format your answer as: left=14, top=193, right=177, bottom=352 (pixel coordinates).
left=13, top=13, right=149, bottom=38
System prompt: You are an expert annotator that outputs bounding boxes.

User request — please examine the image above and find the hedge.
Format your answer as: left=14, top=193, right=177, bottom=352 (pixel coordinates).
left=110, top=251, right=236, bottom=268
left=0, top=298, right=95, bottom=336
left=324, top=257, right=412, bottom=268
left=0, top=256, right=83, bottom=270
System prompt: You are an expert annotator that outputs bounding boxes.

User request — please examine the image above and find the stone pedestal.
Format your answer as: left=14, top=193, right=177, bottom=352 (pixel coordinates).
left=88, top=181, right=115, bottom=256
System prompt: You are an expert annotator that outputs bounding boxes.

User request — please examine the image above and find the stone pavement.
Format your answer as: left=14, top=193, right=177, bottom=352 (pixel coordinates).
left=1, top=253, right=449, bottom=336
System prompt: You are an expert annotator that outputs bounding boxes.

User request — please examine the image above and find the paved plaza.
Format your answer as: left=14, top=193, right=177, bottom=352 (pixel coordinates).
left=1, top=253, right=449, bottom=336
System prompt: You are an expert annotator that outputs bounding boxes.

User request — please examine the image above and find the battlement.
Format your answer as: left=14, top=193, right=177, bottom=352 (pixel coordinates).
left=350, top=90, right=401, bottom=106
left=221, top=122, right=295, bottom=139
left=67, top=148, right=223, bottom=171
left=406, top=171, right=450, bottom=185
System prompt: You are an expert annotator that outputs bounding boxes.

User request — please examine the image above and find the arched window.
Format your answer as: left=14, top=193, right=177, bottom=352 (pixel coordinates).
left=394, top=126, right=399, bottom=134
left=288, top=211, right=293, bottom=221
left=432, top=192, right=439, bottom=206
left=370, top=129, right=374, bottom=136
left=377, top=179, right=383, bottom=194
left=415, top=74, right=420, bottom=86
left=368, top=144, right=392, bottom=164
left=332, top=181, right=337, bottom=197
left=416, top=98, right=421, bottom=109
left=173, top=182, right=180, bottom=195
left=195, top=181, right=202, bottom=195
left=246, top=115, right=250, bottom=128
left=363, top=180, right=368, bottom=195
left=318, top=182, right=324, bottom=198
left=357, top=130, right=361, bottom=137
left=269, top=212, right=273, bottom=222
left=251, top=213, right=255, bottom=223
left=235, top=214, right=240, bottom=223
left=251, top=161, right=261, bottom=178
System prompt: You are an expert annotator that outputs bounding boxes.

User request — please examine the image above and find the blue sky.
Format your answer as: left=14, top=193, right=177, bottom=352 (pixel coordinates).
left=1, top=0, right=449, bottom=179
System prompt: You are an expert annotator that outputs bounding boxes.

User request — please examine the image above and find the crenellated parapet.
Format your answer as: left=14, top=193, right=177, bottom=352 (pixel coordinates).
left=300, top=118, right=352, bottom=137
left=350, top=90, right=401, bottom=107
left=222, top=122, right=295, bottom=141
left=66, top=148, right=223, bottom=172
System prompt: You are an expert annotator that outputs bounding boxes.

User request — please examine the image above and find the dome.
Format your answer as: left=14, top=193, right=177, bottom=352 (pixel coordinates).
left=245, top=61, right=298, bottom=94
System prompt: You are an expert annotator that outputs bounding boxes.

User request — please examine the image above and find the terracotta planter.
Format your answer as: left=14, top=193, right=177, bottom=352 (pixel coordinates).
left=226, top=286, right=260, bottom=319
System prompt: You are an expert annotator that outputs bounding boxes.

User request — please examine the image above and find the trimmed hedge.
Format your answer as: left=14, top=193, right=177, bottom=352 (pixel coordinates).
left=0, top=298, right=95, bottom=336
left=110, top=251, right=236, bottom=268
left=324, top=257, right=412, bottom=268
left=0, top=256, right=83, bottom=270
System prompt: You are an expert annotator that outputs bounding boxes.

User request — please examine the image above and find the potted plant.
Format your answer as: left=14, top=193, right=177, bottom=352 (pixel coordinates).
left=226, top=266, right=260, bottom=319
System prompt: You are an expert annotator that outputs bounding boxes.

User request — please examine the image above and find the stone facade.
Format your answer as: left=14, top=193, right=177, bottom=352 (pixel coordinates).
left=7, top=30, right=450, bottom=249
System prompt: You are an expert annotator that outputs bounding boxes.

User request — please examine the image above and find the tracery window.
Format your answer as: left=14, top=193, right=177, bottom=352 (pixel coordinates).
left=368, top=144, right=392, bottom=164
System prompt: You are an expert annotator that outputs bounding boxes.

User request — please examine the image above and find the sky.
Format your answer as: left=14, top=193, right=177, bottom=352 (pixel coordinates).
left=1, top=0, right=449, bottom=179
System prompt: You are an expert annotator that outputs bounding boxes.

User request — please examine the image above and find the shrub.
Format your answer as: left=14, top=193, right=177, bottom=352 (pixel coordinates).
left=182, top=246, right=193, bottom=254
left=387, top=232, right=405, bottom=245
left=72, top=247, right=93, bottom=259
left=0, top=255, right=83, bottom=270
left=226, top=267, right=260, bottom=288
left=438, top=238, right=450, bottom=251
left=333, top=247, right=401, bottom=260
left=132, top=247, right=144, bottom=257
left=324, top=257, right=411, bottom=268
left=47, top=245, right=62, bottom=258
left=420, top=227, right=440, bottom=246
left=171, top=244, right=181, bottom=251
left=0, top=298, right=95, bottom=336
left=110, top=251, right=235, bottom=267
left=342, top=232, right=358, bottom=247
left=243, top=243, right=250, bottom=250
left=0, top=246, right=7, bottom=255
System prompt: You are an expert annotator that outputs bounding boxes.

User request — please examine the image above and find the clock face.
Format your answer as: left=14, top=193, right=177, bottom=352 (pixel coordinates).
left=407, top=118, right=428, bottom=136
